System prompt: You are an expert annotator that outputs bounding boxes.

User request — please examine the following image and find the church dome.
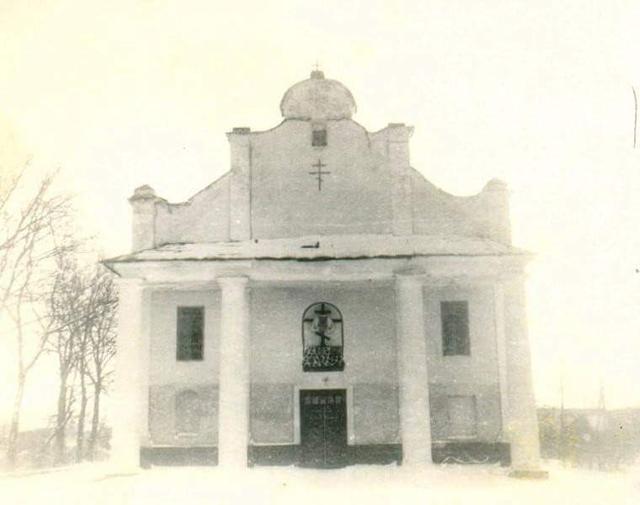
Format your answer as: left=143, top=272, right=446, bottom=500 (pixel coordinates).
left=280, top=71, right=357, bottom=120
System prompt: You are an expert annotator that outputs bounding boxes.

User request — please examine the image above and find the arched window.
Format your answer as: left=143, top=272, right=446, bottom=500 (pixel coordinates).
left=302, top=302, right=344, bottom=372
left=175, top=390, right=201, bottom=435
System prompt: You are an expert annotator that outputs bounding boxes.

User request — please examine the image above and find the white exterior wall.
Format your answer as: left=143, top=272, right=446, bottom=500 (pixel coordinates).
left=144, top=280, right=504, bottom=450
left=149, top=289, right=221, bottom=386
left=146, top=289, right=222, bottom=448
left=425, top=284, right=500, bottom=384
left=424, top=283, right=503, bottom=442
left=249, top=283, right=399, bottom=447
left=154, top=175, right=231, bottom=246
left=132, top=120, right=510, bottom=249
left=249, top=120, right=393, bottom=238
left=249, top=284, right=397, bottom=386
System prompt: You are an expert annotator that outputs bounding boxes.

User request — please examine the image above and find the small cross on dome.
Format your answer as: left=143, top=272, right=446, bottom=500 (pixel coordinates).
left=311, top=61, right=324, bottom=79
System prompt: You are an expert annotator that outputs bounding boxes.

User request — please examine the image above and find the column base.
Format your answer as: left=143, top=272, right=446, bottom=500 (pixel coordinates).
left=508, top=469, right=549, bottom=479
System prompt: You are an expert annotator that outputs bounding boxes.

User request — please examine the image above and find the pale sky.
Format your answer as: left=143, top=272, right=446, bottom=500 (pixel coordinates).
left=1, top=0, right=640, bottom=428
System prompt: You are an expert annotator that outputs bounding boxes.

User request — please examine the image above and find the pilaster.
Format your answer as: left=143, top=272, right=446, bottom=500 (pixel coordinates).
left=482, top=179, right=512, bottom=244
left=387, top=123, right=414, bottom=236
left=227, top=128, right=252, bottom=241
left=129, top=185, right=157, bottom=252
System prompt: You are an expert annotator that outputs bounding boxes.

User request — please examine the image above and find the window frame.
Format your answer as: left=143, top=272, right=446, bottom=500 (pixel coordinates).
left=311, top=126, right=327, bottom=147
left=440, top=300, right=471, bottom=357
left=176, top=306, right=205, bottom=362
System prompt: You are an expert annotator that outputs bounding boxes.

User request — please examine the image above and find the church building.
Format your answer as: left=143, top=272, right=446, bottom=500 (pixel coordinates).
left=104, top=70, right=543, bottom=475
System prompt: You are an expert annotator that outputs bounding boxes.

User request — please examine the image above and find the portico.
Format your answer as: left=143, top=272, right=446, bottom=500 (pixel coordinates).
left=108, top=245, right=538, bottom=472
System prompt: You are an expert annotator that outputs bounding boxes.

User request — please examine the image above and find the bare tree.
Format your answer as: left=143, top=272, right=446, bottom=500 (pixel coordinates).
left=47, top=257, right=118, bottom=463
left=73, top=264, right=117, bottom=463
left=84, top=267, right=117, bottom=461
left=47, top=253, right=84, bottom=464
left=0, top=169, right=72, bottom=469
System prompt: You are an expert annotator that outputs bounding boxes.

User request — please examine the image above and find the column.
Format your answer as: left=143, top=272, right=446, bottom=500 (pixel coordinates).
left=395, top=272, right=433, bottom=466
left=503, top=276, right=546, bottom=477
left=111, top=278, right=150, bottom=470
left=493, top=282, right=510, bottom=440
left=217, top=276, right=250, bottom=469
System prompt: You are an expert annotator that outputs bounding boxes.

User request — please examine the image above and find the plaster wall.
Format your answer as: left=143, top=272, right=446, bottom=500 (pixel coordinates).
left=424, top=284, right=502, bottom=441
left=154, top=174, right=231, bottom=246
left=248, top=283, right=399, bottom=445
left=147, top=289, right=221, bottom=446
left=137, top=120, right=509, bottom=247
left=249, top=120, right=393, bottom=238
left=149, top=289, right=221, bottom=386
left=145, top=281, right=503, bottom=448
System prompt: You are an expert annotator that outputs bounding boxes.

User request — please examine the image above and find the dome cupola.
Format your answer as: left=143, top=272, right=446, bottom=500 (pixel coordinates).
left=280, top=70, right=357, bottom=120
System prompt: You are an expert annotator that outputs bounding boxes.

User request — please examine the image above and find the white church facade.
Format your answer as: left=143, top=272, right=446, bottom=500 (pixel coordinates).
left=104, top=70, right=543, bottom=475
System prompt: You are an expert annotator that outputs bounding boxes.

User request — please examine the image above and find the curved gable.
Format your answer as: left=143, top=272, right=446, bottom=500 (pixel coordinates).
left=411, top=170, right=510, bottom=243
left=155, top=173, right=231, bottom=245
left=249, top=119, right=393, bottom=239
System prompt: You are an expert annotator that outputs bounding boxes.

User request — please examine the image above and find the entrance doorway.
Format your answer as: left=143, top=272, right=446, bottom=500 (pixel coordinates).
left=299, top=389, right=347, bottom=468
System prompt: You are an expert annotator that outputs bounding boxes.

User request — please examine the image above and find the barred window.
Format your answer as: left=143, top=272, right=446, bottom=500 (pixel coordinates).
left=177, top=306, right=204, bottom=361
left=441, top=301, right=470, bottom=356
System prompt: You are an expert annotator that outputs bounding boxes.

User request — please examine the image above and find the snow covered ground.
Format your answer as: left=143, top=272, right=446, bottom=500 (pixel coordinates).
left=1, top=462, right=639, bottom=505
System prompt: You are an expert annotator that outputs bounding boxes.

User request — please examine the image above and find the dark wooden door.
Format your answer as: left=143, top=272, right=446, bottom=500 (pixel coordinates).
left=299, top=389, right=347, bottom=468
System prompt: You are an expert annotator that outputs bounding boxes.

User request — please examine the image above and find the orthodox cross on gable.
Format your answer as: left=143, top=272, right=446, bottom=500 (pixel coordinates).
left=308, top=159, right=331, bottom=191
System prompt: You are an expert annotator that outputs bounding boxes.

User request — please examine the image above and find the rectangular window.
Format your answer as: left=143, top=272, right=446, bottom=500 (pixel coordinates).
left=441, top=301, right=470, bottom=356
left=447, top=395, right=477, bottom=438
left=312, top=128, right=327, bottom=147
left=176, top=306, right=204, bottom=361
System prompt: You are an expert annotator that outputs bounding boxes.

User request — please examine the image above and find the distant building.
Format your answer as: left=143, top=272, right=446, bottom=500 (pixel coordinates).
left=105, top=70, right=543, bottom=475
left=539, top=407, right=640, bottom=468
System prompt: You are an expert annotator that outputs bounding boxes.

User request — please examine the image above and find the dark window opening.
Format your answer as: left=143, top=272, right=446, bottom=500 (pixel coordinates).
left=177, top=306, right=204, bottom=361
left=312, top=128, right=327, bottom=147
left=441, top=301, right=470, bottom=356
left=302, top=302, right=344, bottom=372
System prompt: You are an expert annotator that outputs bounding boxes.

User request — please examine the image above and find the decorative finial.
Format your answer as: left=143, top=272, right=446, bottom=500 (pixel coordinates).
left=310, top=60, right=324, bottom=79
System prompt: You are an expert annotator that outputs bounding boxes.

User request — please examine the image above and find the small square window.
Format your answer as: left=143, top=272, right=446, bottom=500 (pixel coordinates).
left=441, top=301, right=470, bottom=356
left=312, top=129, right=327, bottom=147
left=177, top=306, right=204, bottom=361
